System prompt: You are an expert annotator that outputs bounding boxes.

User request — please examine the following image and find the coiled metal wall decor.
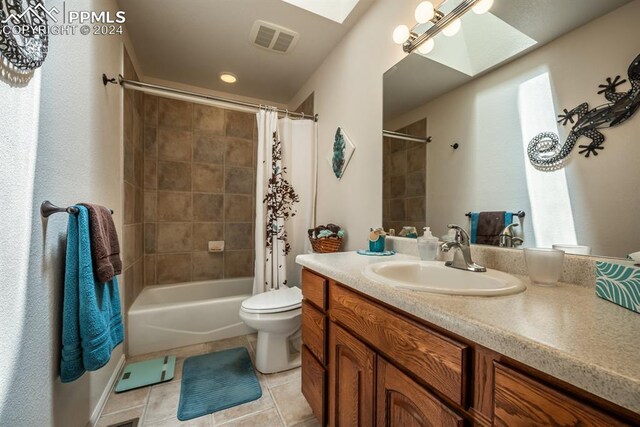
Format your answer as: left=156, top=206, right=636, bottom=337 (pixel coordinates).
left=0, top=0, right=49, bottom=71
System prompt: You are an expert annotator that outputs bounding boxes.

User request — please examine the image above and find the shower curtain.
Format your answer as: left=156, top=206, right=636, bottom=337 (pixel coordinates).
left=253, top=109, right=317, bottom=295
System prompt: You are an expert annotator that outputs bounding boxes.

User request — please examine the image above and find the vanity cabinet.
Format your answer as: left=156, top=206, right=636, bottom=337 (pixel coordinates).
left=300, top=268, right=639, bottom=427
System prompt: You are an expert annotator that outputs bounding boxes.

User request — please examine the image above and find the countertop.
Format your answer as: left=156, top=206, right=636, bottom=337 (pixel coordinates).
left=296, top=251, right=640, bottom=413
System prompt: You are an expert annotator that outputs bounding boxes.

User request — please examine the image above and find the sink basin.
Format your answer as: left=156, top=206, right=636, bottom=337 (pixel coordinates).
left=363, top=261, right=525, bottom=296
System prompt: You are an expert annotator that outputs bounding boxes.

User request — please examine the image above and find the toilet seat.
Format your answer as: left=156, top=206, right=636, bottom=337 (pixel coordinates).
left=241, top=286, right=302, bottom=314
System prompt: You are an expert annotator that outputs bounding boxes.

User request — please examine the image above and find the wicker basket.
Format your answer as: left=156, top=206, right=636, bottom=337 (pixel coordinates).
left=309, top=236, right=343, bottom=253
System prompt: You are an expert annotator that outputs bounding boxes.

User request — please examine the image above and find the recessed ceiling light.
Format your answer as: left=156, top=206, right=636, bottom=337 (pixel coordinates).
left=220, top=72, right=237, bottom=84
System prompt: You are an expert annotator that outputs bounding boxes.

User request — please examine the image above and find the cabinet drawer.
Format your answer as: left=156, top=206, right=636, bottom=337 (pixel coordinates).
left=377, top=358, right=464, bottom=427
left=494, top=363, right=627, bottom=426
left=302, top=269, right=327, bottom=310
left=330, top=283, right=468, bottom=405
left=302, top=345, right=326, bottom=426
left=302, top=301, right=326, bottom=365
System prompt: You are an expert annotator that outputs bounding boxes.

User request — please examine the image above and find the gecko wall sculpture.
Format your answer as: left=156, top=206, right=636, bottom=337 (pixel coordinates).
left=527, top=52, right=640, bottom=170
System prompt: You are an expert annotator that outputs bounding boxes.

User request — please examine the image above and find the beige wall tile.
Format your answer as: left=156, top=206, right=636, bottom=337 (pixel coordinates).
left=134, top=223, right=144, bottom=261
left=193, top=132, right=224, bottom=164
left=225, top=167, right=253, bottom=194
left=144, top=94, right=158, bottom=126
left=134, top=147, right=144, bottom=187
left=225, top=223, right=253, bottom=250
left=123, top=140, right=135, bottom=184
left=158, top=98, right=192, bottom=130
left=123, top=266, right=134, bottom=312
left=225, top=110, right=254, bottom=139
left=191, top=252, right=224, bottom=281
left=157, top=253, right=191, bottom=284
left=192, top=163, right=224, bottom=193
left=144, top=191, right=157, bottom=221
left=193, top=104, right=224, bottom=133
left=144, top=158, right=157, bottom=190
left=224, top=250, right=253, bottom=278
left=406, top=197, right=425, bottom=222
left=124, top=182, right=135, bottom=225
left=224, top=194, right=253, bottom=221
left=406, top=171, right=425, bottom=197
left=225, top=138, right=254, bottom=167
left=192, top=222, right=224, bottom=251
left=158, top=128, right=192, bottom=162
left=144, top=126, right=157, bottom=157
left=390, top=199, right=405, bottom=221
left=158, top=160, right=191, bottom=191
left=157, top=191, right=192, bottom=221
left=407, top=145, right=426, bottom=172
left=144, top=223, right=156, bottom=254
left=144, top=254, right=156, bottom=286
left=225, top=110, right=256, bottom=139
left=390, top=175, right=405, bottom=199
left=123, top=224, right=136, bottom=268
left=157, top=222, right=193, bottom=253
left=133, top=259, right=144, bottom=302
left=193, top=193, right=224, bottom=221
left=134, top=186, right=143, bottom=223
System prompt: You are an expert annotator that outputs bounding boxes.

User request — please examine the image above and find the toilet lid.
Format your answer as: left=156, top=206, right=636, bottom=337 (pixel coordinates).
left=241, top=286, right=302, bottom=314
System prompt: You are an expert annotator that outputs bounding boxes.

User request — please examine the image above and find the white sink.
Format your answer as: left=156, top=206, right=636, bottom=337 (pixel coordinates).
left=363, top=261, right=525, bottom=296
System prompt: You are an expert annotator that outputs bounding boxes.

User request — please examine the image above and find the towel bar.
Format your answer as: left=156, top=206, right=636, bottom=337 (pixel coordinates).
left=465, top=210, right=525, bottom=218
left=41, top=201, right=113, bottom=218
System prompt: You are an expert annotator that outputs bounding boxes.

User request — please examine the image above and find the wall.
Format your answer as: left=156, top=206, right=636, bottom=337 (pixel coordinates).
left=385, top=1, right=640, bottom=257
left=382, top=118, right=427, bottom=234
left=288, top=0, right=411, bottom=250
left=0, top=0, right=125, bottom=426
left=122, top=50, right=145, bottom=315
left=143, top=95, right=257, bottom=285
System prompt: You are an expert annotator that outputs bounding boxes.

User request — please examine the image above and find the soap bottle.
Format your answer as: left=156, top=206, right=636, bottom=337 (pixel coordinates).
left=417, top=227, right=439, bottom=261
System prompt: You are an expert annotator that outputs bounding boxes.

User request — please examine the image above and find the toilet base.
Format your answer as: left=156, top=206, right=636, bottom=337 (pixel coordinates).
left=255, top=328, right=301, bottom=374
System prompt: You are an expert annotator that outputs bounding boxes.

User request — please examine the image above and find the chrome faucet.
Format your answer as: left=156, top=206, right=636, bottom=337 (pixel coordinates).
left=440, top=224, right=486, bottom=272
left=499, top=223, right=524, bottom=248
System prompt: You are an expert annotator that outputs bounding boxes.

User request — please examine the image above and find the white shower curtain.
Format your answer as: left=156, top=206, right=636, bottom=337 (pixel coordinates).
left=253, top=110, right=317, bottom=295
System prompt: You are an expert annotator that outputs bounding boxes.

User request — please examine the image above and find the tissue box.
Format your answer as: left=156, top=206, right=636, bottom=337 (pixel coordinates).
left=595, top=261, right=640, bottom=314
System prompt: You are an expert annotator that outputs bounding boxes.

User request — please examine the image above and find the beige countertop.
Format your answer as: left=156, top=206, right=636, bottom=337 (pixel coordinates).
left=296, top=251, right=640, bottom=413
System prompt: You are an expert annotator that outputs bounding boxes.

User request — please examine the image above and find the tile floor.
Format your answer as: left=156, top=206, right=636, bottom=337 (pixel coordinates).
left=97, top=334, right=320, bottom=427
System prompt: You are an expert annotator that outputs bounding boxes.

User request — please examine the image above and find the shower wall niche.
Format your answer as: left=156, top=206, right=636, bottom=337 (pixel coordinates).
left=142, top=95, right=257, bottom=285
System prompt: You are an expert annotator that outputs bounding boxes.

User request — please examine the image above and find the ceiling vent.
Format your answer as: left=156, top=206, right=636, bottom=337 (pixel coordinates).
left=249, top=20, right=299, bottom=54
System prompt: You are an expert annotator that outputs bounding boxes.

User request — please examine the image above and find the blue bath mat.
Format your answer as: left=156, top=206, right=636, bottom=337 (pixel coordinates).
left=177, top=347, right=262, bottom=421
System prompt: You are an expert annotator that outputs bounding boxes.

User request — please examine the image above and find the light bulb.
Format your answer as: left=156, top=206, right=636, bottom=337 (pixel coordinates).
left=442, top=18, right=461, bottom=37
left=392, top=25, right=410, bottom=44
left=417, top=38, right=435, bottom=54
left=220, top=72, right=237, bottom=83
left=472, top=0, right=493, bottom=14
left=415, top=1, right=435, bottom=24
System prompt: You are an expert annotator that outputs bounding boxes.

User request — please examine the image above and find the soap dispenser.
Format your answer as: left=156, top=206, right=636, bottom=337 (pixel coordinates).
left=417, top=227, right=439, bottom=261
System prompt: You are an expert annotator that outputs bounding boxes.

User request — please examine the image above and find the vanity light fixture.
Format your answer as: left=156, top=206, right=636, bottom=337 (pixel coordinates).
left=220, top=72, right=237, bottom=84
left=393, top=0, right=493, bottom=54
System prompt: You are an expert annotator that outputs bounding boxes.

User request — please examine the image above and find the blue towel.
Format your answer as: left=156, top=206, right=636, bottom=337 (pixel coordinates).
left=61, top=205, right=124, bottom=383
left=469, top=211, right=514, bottom=244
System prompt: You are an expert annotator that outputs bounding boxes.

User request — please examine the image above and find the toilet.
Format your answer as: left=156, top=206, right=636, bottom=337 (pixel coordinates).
left=239, top=286, right=303, bottom=374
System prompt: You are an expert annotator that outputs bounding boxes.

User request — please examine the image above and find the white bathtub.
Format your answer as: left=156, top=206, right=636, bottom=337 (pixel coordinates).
left=128, top=277, right=254, bottom=356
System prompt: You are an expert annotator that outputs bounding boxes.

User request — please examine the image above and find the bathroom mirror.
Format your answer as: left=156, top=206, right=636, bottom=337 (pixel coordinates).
left=382, top=0, right=640, bottom=259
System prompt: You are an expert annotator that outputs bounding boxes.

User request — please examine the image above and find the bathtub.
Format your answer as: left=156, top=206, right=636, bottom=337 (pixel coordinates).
left=128, top=277, right=254, bottom=356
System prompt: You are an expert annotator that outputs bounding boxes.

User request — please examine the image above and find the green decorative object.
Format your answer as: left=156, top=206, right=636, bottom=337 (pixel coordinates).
left=329, top=127, right=355, bottom=179
left=595, top=261, right=640, bottom=314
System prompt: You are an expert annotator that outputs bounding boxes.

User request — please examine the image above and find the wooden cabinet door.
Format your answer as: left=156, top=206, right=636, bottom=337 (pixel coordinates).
left=377, top=358, right=464, bottom=427
left=328, top=322, right=375, bottom=427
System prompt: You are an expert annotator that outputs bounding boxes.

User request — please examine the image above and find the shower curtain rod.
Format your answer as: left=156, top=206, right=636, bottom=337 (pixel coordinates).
left=111, top=74, right=319, bottom=122
left=383, top=129, right=432, bottom=144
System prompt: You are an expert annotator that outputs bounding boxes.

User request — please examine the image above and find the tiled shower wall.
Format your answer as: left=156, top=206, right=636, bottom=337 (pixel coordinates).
left=142, top=95, right=257, bottom=285
left=382, top=118, right=427, bottom=234
left=122, top=50, right=144, bottom=311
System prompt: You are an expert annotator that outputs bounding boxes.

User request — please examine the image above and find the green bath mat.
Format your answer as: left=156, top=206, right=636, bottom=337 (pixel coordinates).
left=177, top=347, right=262, bottom=421
left=115, top=356, right=176, bottom=393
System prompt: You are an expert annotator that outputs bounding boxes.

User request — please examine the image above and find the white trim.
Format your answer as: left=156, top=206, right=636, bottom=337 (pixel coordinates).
left=88, top=355, right=126, bottom=427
